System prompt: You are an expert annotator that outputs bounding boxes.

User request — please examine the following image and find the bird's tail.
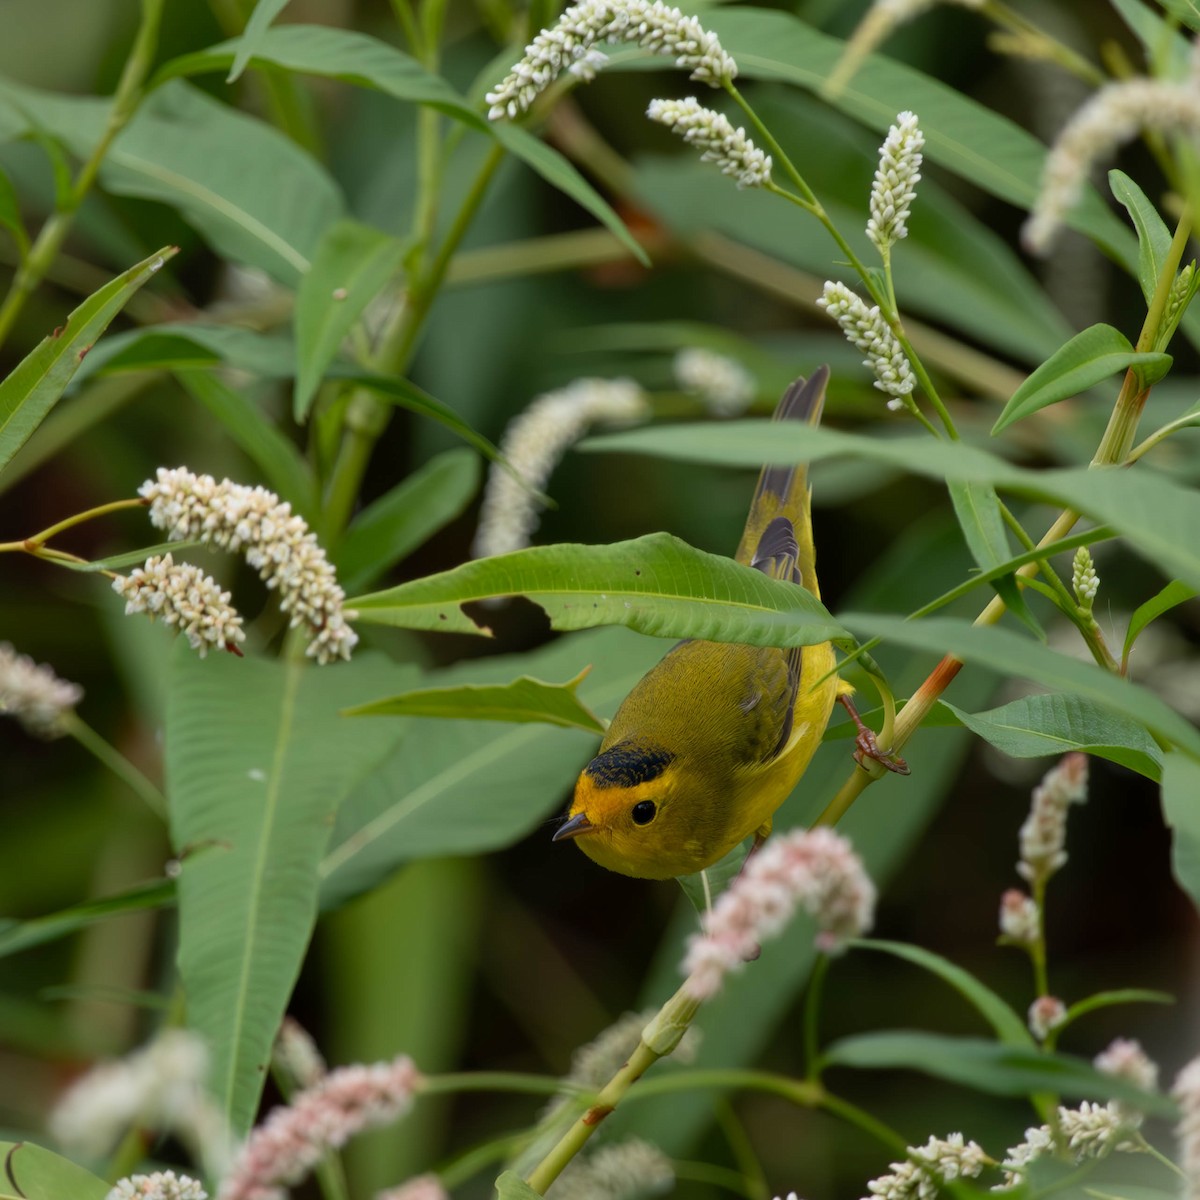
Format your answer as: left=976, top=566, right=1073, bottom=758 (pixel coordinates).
left=734, top=366, right=828, bottom=598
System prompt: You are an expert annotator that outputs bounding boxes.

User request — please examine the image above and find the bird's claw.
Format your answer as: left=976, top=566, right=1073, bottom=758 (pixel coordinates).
left=852, top=727, right=910, bottom=776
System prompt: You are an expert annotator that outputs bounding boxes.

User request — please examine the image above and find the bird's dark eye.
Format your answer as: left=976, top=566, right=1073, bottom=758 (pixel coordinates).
left=631, top=800, right=657, bottom=826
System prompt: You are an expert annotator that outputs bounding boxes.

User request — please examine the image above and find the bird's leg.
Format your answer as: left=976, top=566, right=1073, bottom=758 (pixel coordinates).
left=838, top=694, right=911, bottom=775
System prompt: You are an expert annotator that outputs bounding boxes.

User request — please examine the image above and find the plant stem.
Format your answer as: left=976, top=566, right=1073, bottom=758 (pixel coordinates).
left=62, top=713, right=168, bottom=821
left=803, top=952, right=830, bottom=1078
left=817, top=1091, right=909, bottom=1152
left=421, top=1071, right=587, bottom=1099
left=0, top=0, right=164, bottom=351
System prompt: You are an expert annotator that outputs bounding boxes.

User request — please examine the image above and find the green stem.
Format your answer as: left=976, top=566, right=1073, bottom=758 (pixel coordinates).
left=62, top=713, right=168, bottom=821
left=626, top=1068, right=822, bottom=1107
left=817, top=1091, right=909, bottom=1152
left=389, top=0, right=422, bottom=52
left=420, top=1070, right=588, bottom=1099
left=1030, top=875, right=1050, bottom=1000
left=0, top=0, right=164, bottom=351
left=24, top=496, right=147, bottom=549
left=982, top=1, right=1107, bottom=86
left=1133, top=1134, right=1189, bottom=1180
left=439, top=1131, right=526, bottom=1189
left=803, top=953, right=830, bottom=1079
left=673, top=1160, right=759, bottom=1197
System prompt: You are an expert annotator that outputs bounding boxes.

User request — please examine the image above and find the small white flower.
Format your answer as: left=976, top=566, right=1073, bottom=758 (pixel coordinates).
left=1024, top=78, right=1200, bottom=254
left=682, top=827, right=875, bottom=999
left=1027, top=995, right=1066, bottom=1040
left=107, top=1171, right=207, bottom=1200
left=1017, top=753, right=1088, bottom=885
left=1095, top=1038, right=1158, bottom=1095
left=139, top=468, right=358, bottom=664
left=864, top=1133, right=988, bottom=1200
left=113, top=554, right=246, bottom=658
left=817, top=280, right=915, bottom=398
left=868, top=111, right=924, bottom=251
left=674, top=347, right=755, bottom=414
left=998, top=888, right=1039, bottom=944
left=472, top=378, right=648, bottom=559
left=486, top=0, right=736, bottom=120
left=0, top=642, right=82, bottom=737
left=646, top=97, right=771, bottom=188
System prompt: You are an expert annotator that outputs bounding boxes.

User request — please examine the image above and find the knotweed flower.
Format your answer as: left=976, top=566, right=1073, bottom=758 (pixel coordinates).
left=682, top=827, right=875, bottom=999
left=377, top=1177, right=448, bottom=1200
left=50, top=1031, right=225, bottom=1169
left=817, top=281, right=915, bottom=398
left=646, top=97, right=771, bottom=188
left=113, top=555, right=246, bottom=658
left=864, top=1133, right=988, bottom=1200
left=1174, top=1054, right=1200, bottom=1200
left=107, top=1172, right=207, bottom=1200
left=868, top=111, right=924, bottom=251
left=0, top=642, right=82, bottom=737
left=1017, top=752, right=1088, bottom=885
left=1072, top=546, right=1099, bottom=610
left=218, top=1055, right=422, bottom=1200
left=272, top=1017, right=327, bottom=1091
left=1027, top=995, right=1066, bottom=1040
left=472, top=378, right=647, bottom=559
left=550, top=1138, right=674, bottom=1200
left=139, top=468, right=357, bottom=664
left=998, top=888, right=1039, bottom=945
left=486, top=0, right=736, bottom=120
left=1002, top=1100, right=1141, bottom=1185
left=674, top=347, right=755, bottom=415
left=1025, top=79, right=1200, bottom=254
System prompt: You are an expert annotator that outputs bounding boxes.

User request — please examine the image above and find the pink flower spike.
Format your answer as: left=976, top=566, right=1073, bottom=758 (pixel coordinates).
left=681, top=827, right=875, bottom=999
left=218, top=1056, right=422, bottom=1200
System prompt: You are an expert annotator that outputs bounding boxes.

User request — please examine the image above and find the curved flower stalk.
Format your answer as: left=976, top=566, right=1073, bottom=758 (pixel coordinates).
left=486, top=0, right=736, bottom=119
left=646, top=98, right=771, bottom=189
left=0, top=642, right=82, bottom=736
left=139, top=467, right=358, bottom=664
left=817, top=281, right=916, bottom=402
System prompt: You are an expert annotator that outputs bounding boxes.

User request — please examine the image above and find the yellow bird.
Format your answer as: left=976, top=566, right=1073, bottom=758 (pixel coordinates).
left=553, top=367, right=903, bottom=880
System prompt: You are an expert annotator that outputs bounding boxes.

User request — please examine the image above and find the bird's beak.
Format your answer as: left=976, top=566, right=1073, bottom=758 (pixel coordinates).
left=552, top=812, right=593, bottom=842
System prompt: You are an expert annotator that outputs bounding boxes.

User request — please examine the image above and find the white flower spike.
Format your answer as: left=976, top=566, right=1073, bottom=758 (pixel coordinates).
left=818, top=281, right=915, bottom=398
left=868, top=111, right=924, bottom=251
left=0, top=642, right=82, bottom=737
left=647, top=97, right=772, bottom=189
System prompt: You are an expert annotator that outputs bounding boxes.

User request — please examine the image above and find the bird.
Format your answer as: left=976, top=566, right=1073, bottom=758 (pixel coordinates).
left=552, top=366, right=904, bottom=880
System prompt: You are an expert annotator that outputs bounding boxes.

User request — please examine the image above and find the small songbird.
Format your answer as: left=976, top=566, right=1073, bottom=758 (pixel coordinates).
left=553, top=367, right=898, bottom=880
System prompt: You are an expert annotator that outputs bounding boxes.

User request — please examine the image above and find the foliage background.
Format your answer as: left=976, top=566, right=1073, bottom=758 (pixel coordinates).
left=0, top=1, right=1197, bottom=1198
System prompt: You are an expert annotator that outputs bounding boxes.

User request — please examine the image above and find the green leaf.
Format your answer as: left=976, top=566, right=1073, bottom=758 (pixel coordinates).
left=842, top=612, right=1200, bottom=759
left=849, top=940, right=1033, bottom=1047
left=228, top=0, right=293, bottom=81
left=77, top=323, right=298, bottom=380
left=167, top=650, right=404, bottom=1135
left=0, top=878, right=175, bottom=959
left=821, top=1031, right=1174, bottom=1114
left=344, top=668, right=607, bottom=733
left=175, top=370, right=315, bottom=513
left=1110, top=170, right=1174, bottom=308
left=294, top=219, right=407, bottom=420
left=1, top=1142, right=109, bottom=1200
left=1123, top=580, right=1198, bottom=668
left=992, top=324, right=1172, bottom=435
left=0, top=164, right=28, bottom=255
left=338, top=448, right=480, bottom=594
left=319, top=628, right=662, bottom=908
left=583, top=420, right=1200, bottom=599
left=1162, top=752, right=1200, bottom=916
left=1063, top=988, right=1174, bottom=1029
left=0, top=246, right=176, bottom=477
left=62, top=541, right=204, bottom=573
left=940, top=694, right=1165, bottom=782
left=496, top=1172, right=542, bottom=1199
left=350, top=533, right=850, bottom=646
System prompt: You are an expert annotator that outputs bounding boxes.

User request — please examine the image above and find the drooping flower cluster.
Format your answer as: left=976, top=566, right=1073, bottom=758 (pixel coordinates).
left=673, top=347, right=756, bottom=415
left=682, top=827, right=875, bottom=999
left=1024, top=79, right=1200, bottom=254
left=997, top=888, right=1039, bottom=945
left=0, top=642, right=82, bottom=737
left=139, top=467, right=358, bottom=664
left=818, top=281, right=915, bottom=400
left=1017, top=752, right=1088, bottom=885
left=1072, top=546, right=1099, bottom=610
left=50, top=1031, right=226, bottom=1171
left=863, top=1133, right=989, bottom=1200
left=218, top=1055, right=422, bottom=1200
left=646, top=97, right=771, bottom=188
left=868, top=111, right=924, bottom=251
left=113, top=554, right=246, bottom=658
left=1174, top=1053, right=1200, bottom=1199
left=472, top=379, right=648, bottom=559
left=549, top=1137, right=675, bottom=1200
left=107, top=1172, right=207, bottom=1200
left=486, top=0, right=736, bottom=120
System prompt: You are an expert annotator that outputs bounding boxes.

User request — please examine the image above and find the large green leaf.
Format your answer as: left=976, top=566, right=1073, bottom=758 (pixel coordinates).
left=293, top=219, right=407, bottom=420
left=338, top=448, right=480, bottom=594
left=350, top=532, right=850, bottom=646
left=77, top=323, right=297, bottom=381
left=319, top=629, right=662, bottom=909
left=821, top=1031, right=1174, bottom=1113
left=702, top=8, right=1136, bottom=265
left=344, top=668, right=606, bottom=733
left=1110, top=170, right=1174, bottom=308
left=1123, top=580, right=1198, bottom=669
left=841, top=613, right=1200, bottom=758
left=942, top=694, right=1165, bottom=782
left=0, top=1142, right=108, bottom=1200
left=0, top=246, right=176, bottom=476
left=992, top=324, right=1172, bottom=435
left=0, top=79, right=344, bottom=282
left=1162, top=752, right=1200, bottom=916
left=583, top=421, right=1200, bottom=595
left=167, top=649, right=404, bottom=1135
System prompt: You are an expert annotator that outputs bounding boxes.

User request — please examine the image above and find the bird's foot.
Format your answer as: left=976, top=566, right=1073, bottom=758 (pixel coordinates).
left=837, top=694, right=911, bottom=776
